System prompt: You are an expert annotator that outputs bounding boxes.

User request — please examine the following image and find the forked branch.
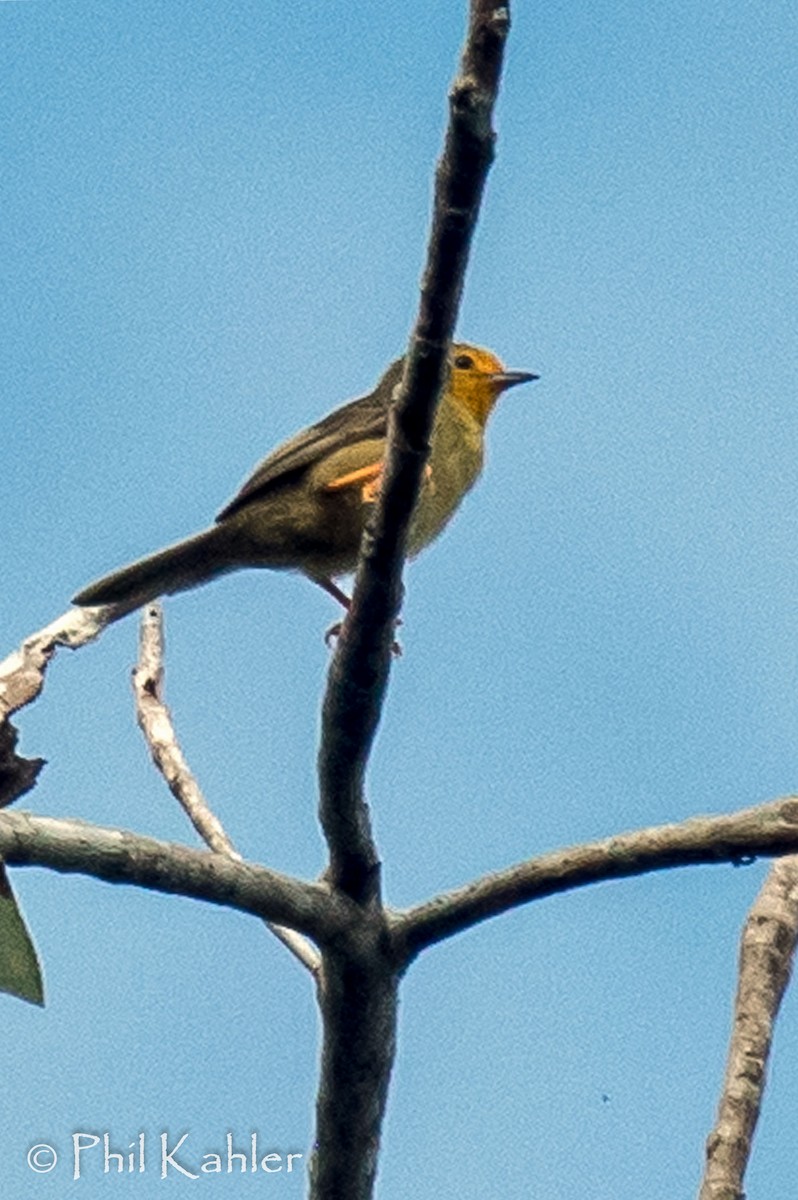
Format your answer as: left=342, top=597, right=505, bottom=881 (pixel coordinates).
left=312, top=3, right=513, bottom=1196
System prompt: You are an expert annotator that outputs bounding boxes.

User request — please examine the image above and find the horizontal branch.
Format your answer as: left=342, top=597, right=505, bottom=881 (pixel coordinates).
left=393, top=798, right=798, bottom=962
left=0, top=810, right=349, bottom=944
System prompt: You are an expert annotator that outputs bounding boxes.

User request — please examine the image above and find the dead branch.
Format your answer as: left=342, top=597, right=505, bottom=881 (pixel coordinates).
left=0, top=605, right=125, bottom=805
left=698, top=856, right=798, bottom=1200
left=132, top=602, right=320, bottom=976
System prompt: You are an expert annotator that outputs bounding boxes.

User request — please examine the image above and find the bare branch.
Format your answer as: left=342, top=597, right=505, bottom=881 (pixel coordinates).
left=392, top=799, right=798, bottom=962
left=313, top=5, right=512, bottom=1197
left=0, top=603, right=142, bottom=726
left=0, top=600, right=145, bottom=808
left=318, top=0, right=511, bottom=908
left=0, top=721, right=43, bottom=809
left=311, top=936, right=399, bottom=1200
left=0, top=605, right=127, bottom=805
left=698, top=856, right=798, bottom=1200
left=133, top=604, right=227, bottom=849
left=133, top=603, right=321, bottom=976
left=0, top=810, right=346, bottom=942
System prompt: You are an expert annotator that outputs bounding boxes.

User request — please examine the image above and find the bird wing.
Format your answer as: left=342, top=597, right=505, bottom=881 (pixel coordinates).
left=216, top=362, right=402, bottom=522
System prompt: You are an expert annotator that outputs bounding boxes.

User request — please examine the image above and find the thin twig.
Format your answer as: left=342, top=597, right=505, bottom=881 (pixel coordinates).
left=132, top=603, right=320, bottom=976
left=392, top=799, right=798, bottom=962
left=698, top=856, right=798, bottom=1200
left=133, top=604, right=230, bottom=852
left=0, top=603, right=137, bottom=725
left=0, top=604, right=124, bottom=805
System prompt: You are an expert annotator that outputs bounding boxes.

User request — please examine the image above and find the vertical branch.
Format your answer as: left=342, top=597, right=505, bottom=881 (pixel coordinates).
left=312, top=5, right=513, bottom=1198
left=699, top=857, right=798, bottom=1200
left=318, top=0, right=512, bottom=906
left=310, top=943, right=399, bottom=1200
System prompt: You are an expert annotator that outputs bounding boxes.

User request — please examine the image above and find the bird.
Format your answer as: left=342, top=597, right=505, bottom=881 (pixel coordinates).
left=73, top=343, right=538, bottom=620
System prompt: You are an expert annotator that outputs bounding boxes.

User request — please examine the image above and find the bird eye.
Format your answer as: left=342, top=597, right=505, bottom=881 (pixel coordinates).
left=454, top=353, right=475, bottom=370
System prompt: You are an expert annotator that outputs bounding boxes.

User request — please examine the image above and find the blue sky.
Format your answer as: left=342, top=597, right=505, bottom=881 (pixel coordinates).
left=3, top=1, right=798, bottom=1195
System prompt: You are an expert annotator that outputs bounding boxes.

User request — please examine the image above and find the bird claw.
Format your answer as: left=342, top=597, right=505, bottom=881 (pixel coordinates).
left=324, top=620, right=343, bottom=648
left=324, top=617, right=403, bottom=657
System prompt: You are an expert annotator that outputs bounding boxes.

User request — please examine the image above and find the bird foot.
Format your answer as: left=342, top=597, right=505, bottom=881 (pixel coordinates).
left=324, top=618, right=403, bottom=657
left=324, top=620, right=343, bottom=648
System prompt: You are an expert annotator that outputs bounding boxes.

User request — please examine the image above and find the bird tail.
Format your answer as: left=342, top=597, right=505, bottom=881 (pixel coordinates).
left=72, top=526, right=239, bottom=610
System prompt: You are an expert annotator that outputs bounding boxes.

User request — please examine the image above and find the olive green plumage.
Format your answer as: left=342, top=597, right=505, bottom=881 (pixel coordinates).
left=73, top=344, right=536, bottom=613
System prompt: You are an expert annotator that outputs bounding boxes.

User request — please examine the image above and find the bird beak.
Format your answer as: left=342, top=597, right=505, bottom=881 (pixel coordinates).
left=492, top=370, right=539, bottom=391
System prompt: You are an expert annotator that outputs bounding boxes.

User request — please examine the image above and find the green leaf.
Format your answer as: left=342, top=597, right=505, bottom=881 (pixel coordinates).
left=0, top=864, right=44, bottom=1007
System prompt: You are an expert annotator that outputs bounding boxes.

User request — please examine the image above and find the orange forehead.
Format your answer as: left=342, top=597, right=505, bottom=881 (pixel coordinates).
left=450, top=343, right=505, bottom=375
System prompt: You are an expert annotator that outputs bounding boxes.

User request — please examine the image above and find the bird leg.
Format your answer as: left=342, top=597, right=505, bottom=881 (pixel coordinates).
left=309, top=574, right=402, bottom=656
left=312, top=575, right=353, bottom=611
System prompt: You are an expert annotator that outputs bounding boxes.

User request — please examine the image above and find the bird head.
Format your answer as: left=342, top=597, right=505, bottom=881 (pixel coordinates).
left=448, top=343, right=538, bottom=426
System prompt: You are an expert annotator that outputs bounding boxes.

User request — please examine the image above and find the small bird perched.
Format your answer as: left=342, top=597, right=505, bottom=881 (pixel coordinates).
left=73, top=343, right=537, bottom=617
